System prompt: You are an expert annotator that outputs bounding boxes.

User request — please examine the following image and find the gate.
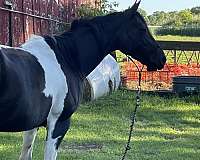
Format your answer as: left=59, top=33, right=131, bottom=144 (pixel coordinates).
left=122, top=41, right=200, bottom=90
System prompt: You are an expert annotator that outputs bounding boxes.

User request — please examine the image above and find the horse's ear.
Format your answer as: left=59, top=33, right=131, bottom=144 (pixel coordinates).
left=124, top=0, right=141, bottom=16
left=132, top=0, right=141, bottom=12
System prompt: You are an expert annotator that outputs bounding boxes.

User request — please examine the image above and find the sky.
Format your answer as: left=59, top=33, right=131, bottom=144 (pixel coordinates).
left=112, top=0, right=200, bottom=15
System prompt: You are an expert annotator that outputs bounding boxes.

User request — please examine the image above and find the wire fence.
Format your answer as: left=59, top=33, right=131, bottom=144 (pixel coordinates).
left=121, top=41, right=200, bottom=90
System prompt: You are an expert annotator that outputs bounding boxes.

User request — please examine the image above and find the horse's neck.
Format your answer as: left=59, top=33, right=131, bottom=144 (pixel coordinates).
left=72, top=23, right=118, bottom=77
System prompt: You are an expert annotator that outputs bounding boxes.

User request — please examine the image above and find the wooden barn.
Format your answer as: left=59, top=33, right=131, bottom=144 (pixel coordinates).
left=0, top=0, right=100, bottom=47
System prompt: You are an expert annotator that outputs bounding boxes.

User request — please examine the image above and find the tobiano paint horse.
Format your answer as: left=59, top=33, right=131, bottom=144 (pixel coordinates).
left=0, top=1, right=166, bottom=159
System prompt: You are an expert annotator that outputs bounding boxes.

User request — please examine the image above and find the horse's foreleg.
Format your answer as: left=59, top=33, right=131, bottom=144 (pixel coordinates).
left=44, top=113, right=59, bottom=160
left=19, top=128, right=38, bottom=160
left=44, top=114, right=71, bottom=160
left=44, top=133, right=58, bottom=160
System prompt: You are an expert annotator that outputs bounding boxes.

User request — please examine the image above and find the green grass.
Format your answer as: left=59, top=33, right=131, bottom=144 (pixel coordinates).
left=0, top=90, right=199, bottom=159
left=155, top=35, right=200, bottom=42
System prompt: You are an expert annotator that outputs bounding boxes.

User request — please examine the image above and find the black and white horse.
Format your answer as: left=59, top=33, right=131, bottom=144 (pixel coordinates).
left=0, top=1, right=166, bottom=159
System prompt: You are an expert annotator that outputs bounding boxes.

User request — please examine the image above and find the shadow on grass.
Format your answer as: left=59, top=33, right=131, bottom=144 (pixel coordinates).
left=59, top=135, right=200, bottom=160
left=144, top=90, right=200, bottom=105
left=0, top=90, right=199, bottom=159
left=138, top=108, right=199, bottom=129
left=0, top=130, right=199, bottom=160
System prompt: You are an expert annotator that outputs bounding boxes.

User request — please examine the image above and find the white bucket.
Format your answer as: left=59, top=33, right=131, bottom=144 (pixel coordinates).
left=84, top=54, right=121, bottom=101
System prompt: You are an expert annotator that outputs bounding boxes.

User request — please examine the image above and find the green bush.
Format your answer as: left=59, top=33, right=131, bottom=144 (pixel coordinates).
left=155, top=26, right=200, bottom=37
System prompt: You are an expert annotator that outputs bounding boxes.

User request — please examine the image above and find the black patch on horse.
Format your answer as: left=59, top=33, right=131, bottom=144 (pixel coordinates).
left=0, top=48, right=52, bottom=131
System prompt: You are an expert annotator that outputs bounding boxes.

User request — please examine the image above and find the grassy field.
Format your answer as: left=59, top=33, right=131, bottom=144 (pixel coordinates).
left=155, top=35, right=200, bottom=42
left=0, top=90, right=199, bottom=160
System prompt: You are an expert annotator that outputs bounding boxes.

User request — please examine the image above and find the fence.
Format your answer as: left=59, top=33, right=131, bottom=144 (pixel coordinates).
left=0, top=0, right=99, bottom=47
left=122, top=41, right=200, bottom=90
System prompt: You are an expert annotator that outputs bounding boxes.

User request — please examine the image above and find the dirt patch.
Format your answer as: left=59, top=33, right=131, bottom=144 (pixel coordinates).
left=60, top=142, right=103, bottom=152
left=161, top=133, right=180, bottom=140
left=125, top=81, right=172, bottom=91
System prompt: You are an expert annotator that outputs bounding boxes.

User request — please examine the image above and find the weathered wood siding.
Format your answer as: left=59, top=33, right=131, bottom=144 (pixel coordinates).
left=0, top=0, right=99, bottom=46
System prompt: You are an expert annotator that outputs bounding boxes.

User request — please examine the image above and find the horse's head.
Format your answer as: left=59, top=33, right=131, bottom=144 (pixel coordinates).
left=116, top=0, right=166, bottom=71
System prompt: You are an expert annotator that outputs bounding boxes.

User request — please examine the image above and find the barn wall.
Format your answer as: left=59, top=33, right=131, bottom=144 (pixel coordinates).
left=0, top=0, right=10, bottom=45
left=0, top=0, right=99, bottom=46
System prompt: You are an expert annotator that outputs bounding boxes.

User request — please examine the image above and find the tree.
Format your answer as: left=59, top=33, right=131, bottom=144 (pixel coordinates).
left=191, top=7, right=200, bottom=15
left=163, top=19, right=183, bottom=28
left=178, top=9, right=193, bottom=24
left=148, top=11, right=168, bottom=25
left=101, top=0, right=119, bottom=14
left=76, top=0, right=118, bottom=18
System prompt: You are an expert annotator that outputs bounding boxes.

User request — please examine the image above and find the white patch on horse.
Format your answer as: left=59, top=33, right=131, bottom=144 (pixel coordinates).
left=21, top=35, right=68, bottom=160
left=21, top=35, right=68, bottom=98
left=44, top=136, right=60, bottom=160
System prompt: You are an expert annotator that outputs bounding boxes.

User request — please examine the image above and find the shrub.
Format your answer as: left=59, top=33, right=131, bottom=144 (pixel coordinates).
left=155, top=26, right=200, bottom=37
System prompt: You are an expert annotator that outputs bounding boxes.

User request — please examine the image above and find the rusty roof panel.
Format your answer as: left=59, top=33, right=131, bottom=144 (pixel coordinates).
left=40, top=0, right=47, bottom=17
left=41, top=19, right=50, bottom=35
left=33, top=0, right=40, bottom=16
left=12, top=0, right=23, bottom=11
left=0, top=0, right=97, bottom=46
left=12, top=13, right=25, bottom=46
left=23, top=0, right=34, bottom=40
left=0, top=10, right=9, bottom=45
left=0, top=0, right=3, bottom=7
left=34, top=19, right=41, bottom=35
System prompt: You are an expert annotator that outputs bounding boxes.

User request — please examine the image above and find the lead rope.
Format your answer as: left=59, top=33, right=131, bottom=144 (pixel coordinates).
left=121, top=55, right=144, bottom=160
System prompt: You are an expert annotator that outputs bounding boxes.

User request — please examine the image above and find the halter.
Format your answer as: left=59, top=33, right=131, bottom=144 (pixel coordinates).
left=121, top=55, right=144, bottom=160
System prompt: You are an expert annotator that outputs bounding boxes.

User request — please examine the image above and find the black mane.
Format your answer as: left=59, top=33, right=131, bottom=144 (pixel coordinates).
left=70, top=11, right=123, bottom=30
left=44, top=11, right=143, bottom=77
left=44, top=33, right=83, bottom=77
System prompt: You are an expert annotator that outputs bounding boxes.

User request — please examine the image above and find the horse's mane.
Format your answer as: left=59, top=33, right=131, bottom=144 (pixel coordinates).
left=135, top=12, right=148, bottom=25
left=70, top=11, right=123, bottom=31
left=70, top=11, right=147, bottom=33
